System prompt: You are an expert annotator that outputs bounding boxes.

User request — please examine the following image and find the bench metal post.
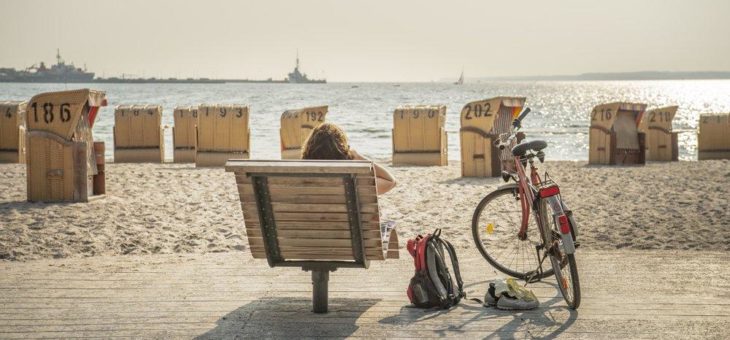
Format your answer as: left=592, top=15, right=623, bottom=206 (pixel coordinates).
left=312, top=269, right=330, bottom=313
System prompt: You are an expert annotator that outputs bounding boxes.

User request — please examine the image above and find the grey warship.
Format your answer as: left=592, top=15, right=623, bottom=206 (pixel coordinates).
left=0, top=49, right=94, bottom=83
left=287, top=53, right=326, bottom=84
left=1, top=50, right=326, bottom=84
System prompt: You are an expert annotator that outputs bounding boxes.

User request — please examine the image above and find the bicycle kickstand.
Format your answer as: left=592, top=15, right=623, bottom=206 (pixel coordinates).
left=525, top=246, right=550, bottom=285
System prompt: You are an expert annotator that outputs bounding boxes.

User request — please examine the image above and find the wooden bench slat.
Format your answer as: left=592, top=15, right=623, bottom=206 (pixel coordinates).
left=271, top=203, right=379, bottom=214
left=272, top=203, right=347, bottom=213
left=273, top=212, right=379, bottom=222
left=238, top=184, right=347, bottom=196
left=278, top=247, right=383, bottom=256
left=238, top=184, right=378, bottom=204
left=251, top=245, right=385, bottom=253
left=236, top=175, right=376, bottom=186
left=250, top=247, right=385, bottom=261
left=245, top=220, right=381, bottom=232
left=238, top=193, right=377, bottom=205
left=247, top=229, right=381, bottom=239
left=276, top=238, right=383, bottom=248
left=249, top=220, right=349, bottom=229
left=272, top=194, right=378, bottom=204
left=243, top=206, right=378, bottom=222
left=226, top=160, right=373, bottom=174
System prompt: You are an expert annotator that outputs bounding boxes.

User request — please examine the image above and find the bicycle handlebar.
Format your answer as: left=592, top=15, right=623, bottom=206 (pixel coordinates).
left=512, top=107, right=531, bottom=128
left=496, top=107, right=531, bottom=150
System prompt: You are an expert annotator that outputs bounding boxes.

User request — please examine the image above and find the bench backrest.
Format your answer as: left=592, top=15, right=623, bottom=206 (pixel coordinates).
left=225, top=160, right=383, bottom=268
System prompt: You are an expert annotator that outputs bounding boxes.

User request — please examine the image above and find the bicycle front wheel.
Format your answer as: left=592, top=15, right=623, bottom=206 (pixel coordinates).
left=472, top=185, right=554, bottom=279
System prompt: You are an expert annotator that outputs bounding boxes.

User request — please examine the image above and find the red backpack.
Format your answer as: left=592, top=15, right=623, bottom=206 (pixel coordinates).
left=406, top=229, right=465, bottom=308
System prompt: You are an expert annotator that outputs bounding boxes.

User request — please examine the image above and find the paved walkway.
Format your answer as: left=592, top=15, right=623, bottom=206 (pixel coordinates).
left=0, top=248, right=727, bottom=339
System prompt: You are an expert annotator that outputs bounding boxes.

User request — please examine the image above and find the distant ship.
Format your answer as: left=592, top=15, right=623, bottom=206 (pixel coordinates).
left=454, top=69, right=464, bottom=85
left=1, top=50, right=327, bottom=84
left=287, top=53, right=326, bottom=84
left=0, top=49, right=94, bottom=83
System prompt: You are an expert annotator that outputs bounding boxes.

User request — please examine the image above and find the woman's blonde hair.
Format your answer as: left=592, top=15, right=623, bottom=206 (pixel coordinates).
left=302, top=123, right=353, bottom=160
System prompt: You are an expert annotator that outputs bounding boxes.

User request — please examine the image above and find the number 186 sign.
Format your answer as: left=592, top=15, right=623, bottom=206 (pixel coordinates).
left=26, top=89, right=103, bottom=139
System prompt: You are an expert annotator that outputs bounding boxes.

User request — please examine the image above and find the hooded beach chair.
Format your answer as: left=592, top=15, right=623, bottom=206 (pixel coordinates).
left=280, top=106, right=328, bottom=159
left=589, top=102, right=647, bottom=165
left=225, top=159, right=399, bottom=313
left=113, top=105, right=164, bottom=163
left=392, top=105, right=448, bottom=166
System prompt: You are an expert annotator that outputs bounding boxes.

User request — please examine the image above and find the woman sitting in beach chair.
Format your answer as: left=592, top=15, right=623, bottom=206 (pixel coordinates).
left=302, top=123, right=397, bottom=194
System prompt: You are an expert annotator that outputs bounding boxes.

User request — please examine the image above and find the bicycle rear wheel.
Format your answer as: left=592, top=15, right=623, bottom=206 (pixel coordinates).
left=544, top=204, right=581, bottom=309
left=472, top=185, right=554, bottom=279
left=550, top=249, right=581, bottom=309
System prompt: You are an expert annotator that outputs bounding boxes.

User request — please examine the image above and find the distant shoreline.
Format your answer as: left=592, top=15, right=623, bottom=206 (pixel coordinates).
left=0, top=78, right=326, bottom=84
left=469, top=71, right=730, bottom=82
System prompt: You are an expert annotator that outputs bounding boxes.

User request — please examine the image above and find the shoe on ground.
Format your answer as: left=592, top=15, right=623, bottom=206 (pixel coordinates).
left=484, top=283, right=498, bottom=307
left=496, top=295, right=539, bottom=310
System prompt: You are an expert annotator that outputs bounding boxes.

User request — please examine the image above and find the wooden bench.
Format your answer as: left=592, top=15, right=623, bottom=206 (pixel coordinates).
left=225, top=160, right=398, bottom=313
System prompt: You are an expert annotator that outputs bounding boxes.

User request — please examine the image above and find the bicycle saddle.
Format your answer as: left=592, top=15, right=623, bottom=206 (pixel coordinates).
left=511, top=140, right=548, bottom=157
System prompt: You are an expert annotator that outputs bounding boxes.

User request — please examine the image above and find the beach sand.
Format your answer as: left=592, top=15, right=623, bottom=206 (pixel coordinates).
left=1, top=160, right=728, bottom=261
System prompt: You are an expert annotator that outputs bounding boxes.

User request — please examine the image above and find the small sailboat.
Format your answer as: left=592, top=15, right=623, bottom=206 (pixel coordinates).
left=454, top=69, right=464, bottom=85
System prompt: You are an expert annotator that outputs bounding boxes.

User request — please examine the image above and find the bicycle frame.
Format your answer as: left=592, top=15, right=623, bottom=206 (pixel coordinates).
left=512, top=155, right=541, bottom=240
left=511, top=153, right=576, bottom=255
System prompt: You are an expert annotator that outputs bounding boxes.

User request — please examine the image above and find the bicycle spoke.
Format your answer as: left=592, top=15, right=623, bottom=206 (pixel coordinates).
left=473, top=188, right=550, bottom=278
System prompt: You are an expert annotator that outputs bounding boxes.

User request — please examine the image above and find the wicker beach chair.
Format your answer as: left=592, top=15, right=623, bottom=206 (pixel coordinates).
left=225, top=160, right=399, bottom=313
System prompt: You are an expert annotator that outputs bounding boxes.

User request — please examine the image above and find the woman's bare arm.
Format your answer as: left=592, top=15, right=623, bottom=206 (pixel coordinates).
left=350, top=150, right=396, bottom=195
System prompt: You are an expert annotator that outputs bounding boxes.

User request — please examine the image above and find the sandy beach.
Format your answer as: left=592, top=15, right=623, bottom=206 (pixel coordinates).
left=1, top=160, right=728, bottom=261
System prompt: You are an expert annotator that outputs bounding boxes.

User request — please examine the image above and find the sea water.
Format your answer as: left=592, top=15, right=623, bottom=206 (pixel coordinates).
left=2, top=80, right=729, bottom=161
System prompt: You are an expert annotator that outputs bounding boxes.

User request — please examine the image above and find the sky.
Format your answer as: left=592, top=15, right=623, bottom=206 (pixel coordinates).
left=1, top=0, right=729, bottom=82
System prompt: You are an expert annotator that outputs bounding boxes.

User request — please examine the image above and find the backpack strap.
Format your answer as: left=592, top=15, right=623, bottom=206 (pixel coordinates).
left=429, top=231, right=464, bottom=307
left=440, top=238, right=466, bottom=299
left=426, top=239, right=449, bottom=302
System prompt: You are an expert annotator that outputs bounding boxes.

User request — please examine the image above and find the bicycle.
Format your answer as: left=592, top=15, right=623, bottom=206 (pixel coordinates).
left=471, top=108, right=581, bottom=309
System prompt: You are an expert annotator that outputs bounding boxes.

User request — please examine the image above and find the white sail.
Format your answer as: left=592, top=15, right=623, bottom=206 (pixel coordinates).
left=455, top=70, right=464, bottom=85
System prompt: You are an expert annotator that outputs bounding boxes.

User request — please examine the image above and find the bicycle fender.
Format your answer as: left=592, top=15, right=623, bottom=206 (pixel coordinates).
left=496, top=182, right=519, bottom=191
left=561, top=233, right=576, bottom=254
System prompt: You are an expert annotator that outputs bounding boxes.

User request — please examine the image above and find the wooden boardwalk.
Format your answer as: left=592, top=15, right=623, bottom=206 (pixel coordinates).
left=0, top=249, right=727, bottom=339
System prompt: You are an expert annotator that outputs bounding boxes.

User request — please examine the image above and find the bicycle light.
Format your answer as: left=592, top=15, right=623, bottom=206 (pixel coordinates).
left=538, top=185, right=560, bottom=198
left=558, top=215, right=571, bottom=234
